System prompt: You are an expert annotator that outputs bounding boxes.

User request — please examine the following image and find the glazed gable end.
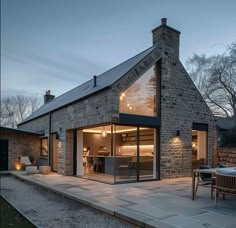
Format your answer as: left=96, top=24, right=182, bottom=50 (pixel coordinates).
left=111, top=44, right=163, bottom=119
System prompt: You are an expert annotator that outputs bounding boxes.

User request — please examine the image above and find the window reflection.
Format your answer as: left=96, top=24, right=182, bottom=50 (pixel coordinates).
left=119, top=64, right=158, bottom=116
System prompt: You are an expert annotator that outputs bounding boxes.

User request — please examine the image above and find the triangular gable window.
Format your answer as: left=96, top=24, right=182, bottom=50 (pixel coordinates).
left=119, top=63, right=159, bottom=116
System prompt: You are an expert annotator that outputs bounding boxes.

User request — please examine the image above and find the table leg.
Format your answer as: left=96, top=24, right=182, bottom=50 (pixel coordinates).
left=192, top=171, right=196, bottom=200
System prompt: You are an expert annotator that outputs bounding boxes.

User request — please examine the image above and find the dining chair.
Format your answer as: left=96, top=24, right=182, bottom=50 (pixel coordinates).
left=195, top=165, right=215, bottom=199
left=215, top=170, right=236, bottom=208
left=85, top=156, right=94, bottom=173
left=93, top=157, right=104, bottom=172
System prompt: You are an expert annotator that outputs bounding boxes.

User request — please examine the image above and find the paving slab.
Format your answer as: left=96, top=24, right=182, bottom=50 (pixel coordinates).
left=161, top=215, right=198, bottom=227
left=95, top=196, right=130, bottom=206
left=126, top=204, right=176, bottom=220
left=145, top=219, right=179, bottom=228
left=115, top=208, right=155, bottom=227
left=182, top=222, right=221, bottom=228
left=192, top=212, right=236, bottom=227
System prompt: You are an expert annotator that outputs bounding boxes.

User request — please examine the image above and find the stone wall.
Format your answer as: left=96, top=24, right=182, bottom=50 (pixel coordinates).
left=217, top=147, right=236, bottom=166
left=157, top=49, right=215, bottom=179
left=0, top=129, right=41, bottom=170
left=18, top=114, right=49, bottom=133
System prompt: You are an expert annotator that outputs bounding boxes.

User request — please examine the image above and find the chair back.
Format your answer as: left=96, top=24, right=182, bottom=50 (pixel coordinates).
left=217, top=164, right=228, bottom=168
left=215, top=173, right=236, bottom=192
left=20, top=156, right=32, bottom=165
left=199, top=165, right=212, bottom=180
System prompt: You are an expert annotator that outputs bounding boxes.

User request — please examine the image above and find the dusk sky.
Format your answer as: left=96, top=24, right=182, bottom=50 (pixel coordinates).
left=1, top=0, right=236, bottom=100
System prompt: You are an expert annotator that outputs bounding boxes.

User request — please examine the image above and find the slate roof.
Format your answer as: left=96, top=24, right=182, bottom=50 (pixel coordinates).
left=20, top=46, right=155, bottom=124
left=0, top=126, right=44, bottom=135
left=216, top=117, right=235, bottom=130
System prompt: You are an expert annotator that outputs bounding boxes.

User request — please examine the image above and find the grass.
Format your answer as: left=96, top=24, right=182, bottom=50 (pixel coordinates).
left=0, top=196, right=35, bottom=228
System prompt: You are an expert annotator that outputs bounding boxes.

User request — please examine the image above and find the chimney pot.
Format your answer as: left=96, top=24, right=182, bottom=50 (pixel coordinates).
left=161, top=18, right=167, bottom=25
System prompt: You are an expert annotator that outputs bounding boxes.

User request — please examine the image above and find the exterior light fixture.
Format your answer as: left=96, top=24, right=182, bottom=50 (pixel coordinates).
left=176, top=130, right=180, bottom=136
left=15, top=161, right=22, bottom=171
left=101, top=126, right=107, bottom=137
left=56, top=132, right=60, bottom=140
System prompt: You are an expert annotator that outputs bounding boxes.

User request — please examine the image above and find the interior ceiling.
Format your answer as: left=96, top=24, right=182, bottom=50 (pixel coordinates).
left=83, top=125, right=150, bottom=133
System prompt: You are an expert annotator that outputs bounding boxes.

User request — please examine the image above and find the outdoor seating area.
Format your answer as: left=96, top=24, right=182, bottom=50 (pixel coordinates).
left=192, top=165, right=236, bottom=209
left=15, top=156, right=51, bottom=175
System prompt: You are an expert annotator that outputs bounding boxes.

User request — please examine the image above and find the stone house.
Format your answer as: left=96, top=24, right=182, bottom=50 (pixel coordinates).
left=1, top=18, right=216, bottom=183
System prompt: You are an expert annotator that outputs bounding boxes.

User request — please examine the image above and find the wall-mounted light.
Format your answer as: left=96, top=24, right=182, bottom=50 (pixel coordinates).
left=176, top=130, right=180, bottom=137
left=101, top=126, right=107, bottom=137
left=56, top=132, right=60, bottom=140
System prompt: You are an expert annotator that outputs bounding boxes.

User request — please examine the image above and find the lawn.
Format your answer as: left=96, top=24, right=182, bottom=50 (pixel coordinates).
left=0, top=196, right=35, bottom=228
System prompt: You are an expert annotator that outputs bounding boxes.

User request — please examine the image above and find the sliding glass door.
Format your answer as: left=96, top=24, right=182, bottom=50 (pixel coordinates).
left=79, top=124, right=158, bottom=183
left=113, top=125, right=156, bottom=183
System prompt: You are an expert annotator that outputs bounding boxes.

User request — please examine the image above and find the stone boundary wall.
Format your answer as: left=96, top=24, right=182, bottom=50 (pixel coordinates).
left=217, top=146, right=236, bottom=166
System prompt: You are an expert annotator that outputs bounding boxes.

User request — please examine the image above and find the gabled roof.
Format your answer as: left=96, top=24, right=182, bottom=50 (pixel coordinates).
left=20, top=46, right=155, bottom=124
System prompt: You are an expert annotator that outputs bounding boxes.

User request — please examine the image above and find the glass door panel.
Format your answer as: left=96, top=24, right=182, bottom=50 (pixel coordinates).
left=113, top=125, right=137, bottom=183
left=138, top=127, right=155, bottom=180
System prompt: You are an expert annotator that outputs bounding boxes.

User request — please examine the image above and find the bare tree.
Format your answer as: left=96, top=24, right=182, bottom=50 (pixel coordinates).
left=0, top=94, right=42, bottom=128
left=186, top=42, right=236, bottom=123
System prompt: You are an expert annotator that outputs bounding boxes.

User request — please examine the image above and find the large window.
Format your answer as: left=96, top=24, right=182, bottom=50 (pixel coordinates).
left=80, top=124, right=157, bottom=183
left=119, top=64, right=159, bottom=116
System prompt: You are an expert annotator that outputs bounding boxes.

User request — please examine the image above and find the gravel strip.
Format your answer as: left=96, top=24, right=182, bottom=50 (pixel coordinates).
left=0, top=175, right=135, bottom=228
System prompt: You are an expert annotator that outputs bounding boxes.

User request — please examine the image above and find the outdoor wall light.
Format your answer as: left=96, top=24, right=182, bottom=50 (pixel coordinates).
left=176, top=130, right=180, bottom=137
left=56, top=132, right=60, bottom=140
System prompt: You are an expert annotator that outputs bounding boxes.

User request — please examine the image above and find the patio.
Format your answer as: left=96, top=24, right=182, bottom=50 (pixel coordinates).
left=11, top=171, right=236, bottom=228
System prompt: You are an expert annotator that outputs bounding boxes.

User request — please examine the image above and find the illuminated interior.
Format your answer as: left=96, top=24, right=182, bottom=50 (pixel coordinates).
left=81, top=124, right=157, bottom=183
left=192, top=130, right=207, bottom=169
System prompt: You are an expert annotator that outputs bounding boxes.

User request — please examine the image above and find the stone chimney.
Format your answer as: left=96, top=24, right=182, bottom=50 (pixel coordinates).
left=152, top=18, right=181, bottom=59
left=44, top=90, right=55, bottom=104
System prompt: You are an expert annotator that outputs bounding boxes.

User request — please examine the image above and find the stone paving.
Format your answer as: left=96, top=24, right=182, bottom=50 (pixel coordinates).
left=11, top=172, right=236, bottom=228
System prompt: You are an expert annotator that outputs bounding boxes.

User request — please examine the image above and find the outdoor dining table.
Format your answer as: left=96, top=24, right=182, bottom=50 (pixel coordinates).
left=192, top=168, right=217, bottom=200
left=192, top=167, right=236, bottom=200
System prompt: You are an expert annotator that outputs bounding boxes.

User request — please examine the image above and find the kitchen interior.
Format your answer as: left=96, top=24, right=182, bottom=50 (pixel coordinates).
left=82, top=125, right=156, bottom=183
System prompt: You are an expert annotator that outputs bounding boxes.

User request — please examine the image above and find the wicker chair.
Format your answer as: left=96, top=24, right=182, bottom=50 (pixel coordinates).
left=215, top=171, right=236, bottom=208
